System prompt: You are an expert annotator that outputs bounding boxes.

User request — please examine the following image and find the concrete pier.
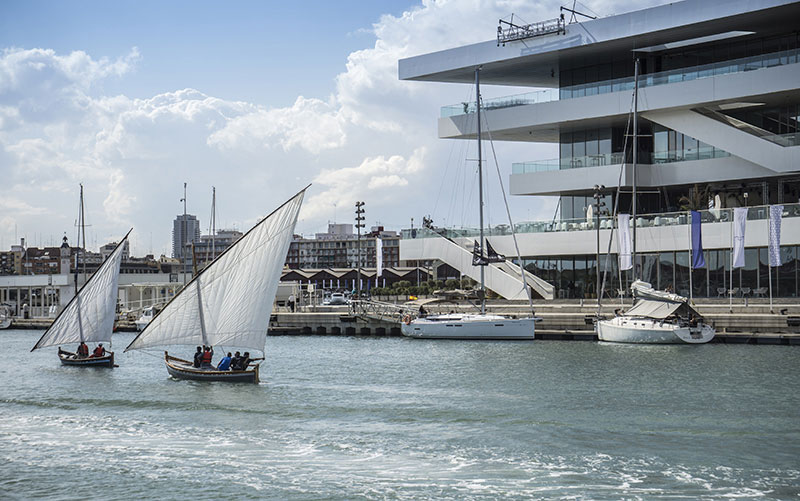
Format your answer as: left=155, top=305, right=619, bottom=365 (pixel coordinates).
left=8, top=299, right=800, bottom=345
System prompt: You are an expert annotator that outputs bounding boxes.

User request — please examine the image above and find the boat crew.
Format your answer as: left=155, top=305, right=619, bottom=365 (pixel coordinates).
left=90, top=344, right=106, bottom=358
left=200, top=346, right=213, bottom=368
left=76, top=342, right=89, bottom=358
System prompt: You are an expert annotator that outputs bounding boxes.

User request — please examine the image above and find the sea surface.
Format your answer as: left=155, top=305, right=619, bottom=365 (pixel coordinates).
left=1, top=330, right=798, bottom=500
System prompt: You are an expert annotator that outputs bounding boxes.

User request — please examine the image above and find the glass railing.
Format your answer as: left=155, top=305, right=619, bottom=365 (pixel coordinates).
left=512, top=148, right=731, bottom=174
left=441, top=48, right=800, bottom=118
left=512, top=152, right=626, bottom=173
left=441, top=88, right=558, bottom=118
left=761, top=131, right=800, bottom=147
left=403, top=203, right=800, bottom=239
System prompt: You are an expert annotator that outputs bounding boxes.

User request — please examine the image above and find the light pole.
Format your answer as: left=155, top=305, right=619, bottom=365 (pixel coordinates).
left=355, top=201, right=365, bottom=299
left=180, top=182, right=187, bottom=284
left=593, top=185, right=606, bottom=316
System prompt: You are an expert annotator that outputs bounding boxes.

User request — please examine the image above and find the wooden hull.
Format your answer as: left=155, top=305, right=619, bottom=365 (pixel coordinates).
left=58, top=348, right=115, bottom=368
left=164, top=352, right=260, bottom=383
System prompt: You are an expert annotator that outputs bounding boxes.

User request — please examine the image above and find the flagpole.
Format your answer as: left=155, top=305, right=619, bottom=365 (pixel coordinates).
left=688, top=210, right=693, bottom=303
left=729, top=208, right=734, bottom=313
left=768, top=207, right=774, bottom=313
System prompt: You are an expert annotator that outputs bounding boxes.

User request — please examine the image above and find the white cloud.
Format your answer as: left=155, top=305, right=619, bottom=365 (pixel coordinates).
left=208, top=96, right=346, bottom=154
left=301, top=147, right=427, bottom=223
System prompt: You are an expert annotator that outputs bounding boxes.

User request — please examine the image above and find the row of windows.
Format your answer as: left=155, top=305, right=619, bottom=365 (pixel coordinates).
left=522, top=246, right=800, bottom=298
left=559, top=32, right=800, bottom=90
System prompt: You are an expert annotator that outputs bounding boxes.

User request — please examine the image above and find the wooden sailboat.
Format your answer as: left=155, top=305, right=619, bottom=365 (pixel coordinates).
left=31, top=227, right=132, bottom=367
left=124, top=187, right=308, bottom=383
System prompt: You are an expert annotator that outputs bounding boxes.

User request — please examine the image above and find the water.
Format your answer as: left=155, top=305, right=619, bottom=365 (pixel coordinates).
left=1, top=330, right=799, bottom=500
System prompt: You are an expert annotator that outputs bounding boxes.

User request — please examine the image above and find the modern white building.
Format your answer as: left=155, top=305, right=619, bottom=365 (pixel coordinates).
left=399, top=0, right=800, bottom=299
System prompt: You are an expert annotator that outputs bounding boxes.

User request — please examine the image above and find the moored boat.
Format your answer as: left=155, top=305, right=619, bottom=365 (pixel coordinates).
left=402, top=314, right=536, bottom=340
left=597, top=280, right=715, bottom=344
left=401, top=68, right=538, bottom=340
left=0, top=305, right=11, bottom=329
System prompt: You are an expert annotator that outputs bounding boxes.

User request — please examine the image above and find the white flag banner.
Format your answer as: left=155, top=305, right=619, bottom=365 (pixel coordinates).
left=617, top=213, right=632, bottom=271
left=732, top=207, right=748, bottom=268
left=376, top=237, right=383, bottom=277
left=769, top=204, right=783, bottom=267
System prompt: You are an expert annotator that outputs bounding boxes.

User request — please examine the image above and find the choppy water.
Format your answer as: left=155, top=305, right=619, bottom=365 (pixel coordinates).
left=1, top=330, right=798, bottom=500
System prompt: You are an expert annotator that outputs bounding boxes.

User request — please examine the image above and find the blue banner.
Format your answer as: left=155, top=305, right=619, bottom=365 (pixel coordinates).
left=691, top=210, right=705, bottom=269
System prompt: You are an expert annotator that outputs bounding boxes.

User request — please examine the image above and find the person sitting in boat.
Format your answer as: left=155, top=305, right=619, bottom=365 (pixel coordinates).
left=217, top=352, right=233, bottom=371
left=90, top=343, right=106, bottom=358
left=241, top=352, right=264, bottom=370
left=193, top=346, right=203, bottom=368
left=76, top=342, right=89, bottom=358
left=230, top=351, right=243, bottom=371
left=418, top=305, right=428, bottom=318
left=200, top=346, right=214, bottom=368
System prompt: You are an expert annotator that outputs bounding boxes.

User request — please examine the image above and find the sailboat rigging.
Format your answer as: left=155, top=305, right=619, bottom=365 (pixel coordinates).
left=32, top=189, right=131, bottom=367
left=401, top=68, right=538, bottom=340
left=124, top=186, right=308, bottom=383
left=596, top=58, right=714, bottom=344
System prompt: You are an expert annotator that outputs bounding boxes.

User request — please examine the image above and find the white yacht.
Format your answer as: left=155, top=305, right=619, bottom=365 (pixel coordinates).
left=597, top=281, right=714, bottom=344
left=0, top=305, right=11, bottom=329
left=401, top=68, right=538, bottom=340
left=135, top=306, right=158, bottom=331
left=402, top=314, right=536, bottom=340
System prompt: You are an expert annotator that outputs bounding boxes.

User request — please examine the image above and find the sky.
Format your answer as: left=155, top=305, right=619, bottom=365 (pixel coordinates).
left=0, top=0, right=663, bottom=256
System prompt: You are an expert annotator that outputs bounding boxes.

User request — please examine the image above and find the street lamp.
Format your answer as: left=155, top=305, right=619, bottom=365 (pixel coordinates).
left=355, top=201, right=365, bottom=300
left=593, top=185, right=606, bottom=315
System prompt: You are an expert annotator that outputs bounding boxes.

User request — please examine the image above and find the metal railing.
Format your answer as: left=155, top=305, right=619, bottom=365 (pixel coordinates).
left=404, top=202, right=800, bottom=240
left=351, top=299, right=417, bottom=322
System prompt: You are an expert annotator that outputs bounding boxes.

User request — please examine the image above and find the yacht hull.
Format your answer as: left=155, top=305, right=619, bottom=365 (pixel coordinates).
left=401, top=315, right=536, bottom=340
left=164, top=352, right=260, bottom=383
left=58, top=348, right=115, bottom=368
left=597, top=317, right=714, bottom=344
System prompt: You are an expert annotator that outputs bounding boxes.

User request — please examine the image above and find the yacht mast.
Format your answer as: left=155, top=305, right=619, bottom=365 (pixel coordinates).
left=476, top=67, right=486, bottom=315
left=632, top=58, right=639, bottom=279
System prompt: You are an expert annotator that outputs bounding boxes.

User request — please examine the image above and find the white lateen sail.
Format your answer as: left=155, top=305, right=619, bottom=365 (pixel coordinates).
left=125, top=188, right=306, bottom=354
left=32, top=230, right=131, bottom=351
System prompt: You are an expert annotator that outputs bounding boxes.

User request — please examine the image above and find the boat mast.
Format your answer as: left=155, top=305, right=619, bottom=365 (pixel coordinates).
left=476, top=67, right=486, bottom=315
left=80, top=184, right=87, bottom=286
left=631, top=58, right=639, bottom=280
left=78, top=184, right=86, bottom=343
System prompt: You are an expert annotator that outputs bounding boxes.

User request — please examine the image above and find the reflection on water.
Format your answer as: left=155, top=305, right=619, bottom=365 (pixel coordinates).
left=1, top=330, right=798, bottom=500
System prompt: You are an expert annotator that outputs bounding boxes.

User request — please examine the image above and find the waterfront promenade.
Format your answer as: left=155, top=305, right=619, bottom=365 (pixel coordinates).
left=10, top=298, right=800, bottom=344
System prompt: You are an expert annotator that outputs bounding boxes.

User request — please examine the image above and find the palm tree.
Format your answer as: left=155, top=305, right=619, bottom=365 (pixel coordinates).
left=678, top=184, right=710, bottom=211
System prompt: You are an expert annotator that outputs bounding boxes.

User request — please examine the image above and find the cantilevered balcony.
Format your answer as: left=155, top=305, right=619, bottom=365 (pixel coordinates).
left=511, top=148, right=732, bottom=175
left=441, top=48, right=800, bottom=118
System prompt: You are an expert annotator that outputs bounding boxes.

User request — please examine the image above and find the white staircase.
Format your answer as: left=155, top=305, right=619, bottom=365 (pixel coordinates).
left=403, top=233, right=554, bottom=300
